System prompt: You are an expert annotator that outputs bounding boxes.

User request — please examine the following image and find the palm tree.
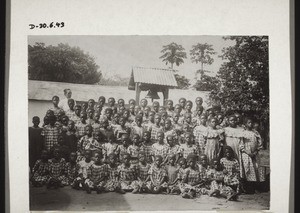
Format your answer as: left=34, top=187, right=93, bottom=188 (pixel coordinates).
left=159, top=42, right=187, bottom=69
left=190, top=43, right=216, bottom=79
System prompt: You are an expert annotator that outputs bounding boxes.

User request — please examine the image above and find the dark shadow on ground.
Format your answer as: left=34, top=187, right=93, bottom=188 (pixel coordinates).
left=30, top=186, right=131, bottom=211
left=30, top=186, right=72, bottom=211
left=30, top=186, right=270, bottom=211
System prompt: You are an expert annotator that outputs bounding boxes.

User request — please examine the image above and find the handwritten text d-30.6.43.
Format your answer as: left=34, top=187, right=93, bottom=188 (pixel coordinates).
left=29, top=22, right=65, bottom=30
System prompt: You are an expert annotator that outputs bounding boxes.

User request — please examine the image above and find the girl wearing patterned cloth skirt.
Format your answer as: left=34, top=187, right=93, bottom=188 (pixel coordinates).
left=163, top=135, right=180, bottom=165
left=117, top=153, right=139, bottom=193
left=180, top=154, right=205, bottom=199
left=135, top=152, right=151, bottom=193
left=197, top=154, right=210, bottom=191
left=84, top=152, right=108, bottom=194
left=31, top=150, right=49, bottom=187
left=92, top=113, right=101, bottom=136
left=78, top=125, right=101, bottom=160
left=203, top=117, right=224, bottom=162
left=220, top=146, right=241, bottom=194
left=47, top=147, right=68, bottom=188
left=193, top=115, right=207, bottom=154
left=150, top=114, right=163, bottom=140
left=140, top=131, right=154, bottom=164
left=165, top=154, right=180, bottom=194
left=104, top=153, right=124, bottom=193
left=65, top=152, right=78, bottom=186
left=168, top=157, right=187, bottom=195
left=115, top=133, right=130, bottom=163
left=41, top=114, right=61, bottom=152
left=73, top=150, right=94, bottom=190
left=239, top=118, right=265, bottom=194
left=179, top=132, right=199, bottom=159
left=127, top=134, right=141, bottom=167
left=147, top=155, right=168, bottom=194
left=102, top=134, right=118, bottom=161
left=207, top=158, right=238, bottom=201
left=151, top=132, right=170, bottom=162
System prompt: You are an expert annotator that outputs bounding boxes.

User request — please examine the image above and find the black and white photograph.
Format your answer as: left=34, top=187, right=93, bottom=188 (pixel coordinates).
left=28, top=35, right=270, bottom=211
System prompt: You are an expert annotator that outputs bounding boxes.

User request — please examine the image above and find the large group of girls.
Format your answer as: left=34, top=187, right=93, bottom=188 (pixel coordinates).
left=29, top=89, right=267, bottom=201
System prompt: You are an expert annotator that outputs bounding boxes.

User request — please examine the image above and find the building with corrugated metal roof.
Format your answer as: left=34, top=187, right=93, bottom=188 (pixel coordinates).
left=128, top=67, right=178, bottom=103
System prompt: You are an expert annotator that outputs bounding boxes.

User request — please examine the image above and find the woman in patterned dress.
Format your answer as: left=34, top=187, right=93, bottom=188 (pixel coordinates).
left=224, top=115, right=243, bottom=160
left=239, top=118, right=265, bottom=194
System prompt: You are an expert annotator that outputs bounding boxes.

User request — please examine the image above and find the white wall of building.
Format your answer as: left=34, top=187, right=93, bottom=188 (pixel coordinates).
left=28, top=86, right=210, bottom=126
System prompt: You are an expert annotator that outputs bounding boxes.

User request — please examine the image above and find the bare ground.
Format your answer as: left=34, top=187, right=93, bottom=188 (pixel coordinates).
left=30, top=186, right=270, bottom=211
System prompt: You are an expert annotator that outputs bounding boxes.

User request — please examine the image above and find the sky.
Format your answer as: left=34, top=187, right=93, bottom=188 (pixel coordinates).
left=28, top=35, right=235, bottom=82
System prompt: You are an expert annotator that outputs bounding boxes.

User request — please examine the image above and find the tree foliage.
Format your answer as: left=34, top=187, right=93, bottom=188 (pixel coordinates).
left=193, top=74, right=219, bottom=91
left=28, top=43, right=102, bottom=84
left=174, top=74, right=190, bottom=89
left=209, top=36, right=269, bottom=123
left=190, top=43, right=216, bottom=73
left=159, top=42, right=190, bottom=89
left=99, top=74, right=129, bottom=86
left=159, top=42, right=187, bottom=69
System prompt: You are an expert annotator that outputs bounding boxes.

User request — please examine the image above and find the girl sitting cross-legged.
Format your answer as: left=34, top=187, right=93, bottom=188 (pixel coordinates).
left=117, top=153, right=139, bottom=194
left=207, top=158, right=238, bottom=201
left=180, top=154, right=206, bottom=199
left=84, top=151, right=108, bottom=194
left=31, top=150, right=49, bottom=187
left=147, top=155, right=168, bottom=194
